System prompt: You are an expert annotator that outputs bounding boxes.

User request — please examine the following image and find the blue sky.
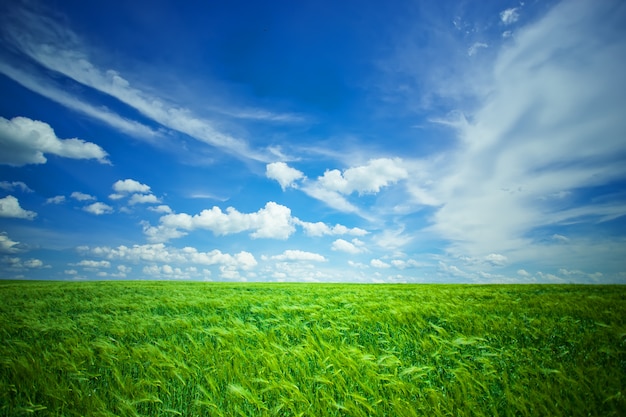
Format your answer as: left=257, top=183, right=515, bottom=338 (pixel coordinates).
left=1, top=0, right=625, bottom=283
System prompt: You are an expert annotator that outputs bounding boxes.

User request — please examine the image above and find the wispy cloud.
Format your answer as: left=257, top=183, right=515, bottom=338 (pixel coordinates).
left=0, top=232, right=24, bottom=253
left=0, top=61, right=160, bottom=140
left=0, top=181, right=33, bottom=193
left=398, top=0, right=626, bottom=272
left=0, top=3, right=268, bottom=162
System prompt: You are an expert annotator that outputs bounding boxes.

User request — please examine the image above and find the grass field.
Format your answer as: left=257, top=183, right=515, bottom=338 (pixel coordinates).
left=0, top=281, right=624, bottom=416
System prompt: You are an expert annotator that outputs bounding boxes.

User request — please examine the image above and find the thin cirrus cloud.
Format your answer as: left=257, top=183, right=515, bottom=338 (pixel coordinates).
left=0, top=61, right=159, bottom=140
left=0, top=181, right=33, bottom=193
left=0, top=5, right=267, bottom=162
left=402, top=0, right=626, bottom=268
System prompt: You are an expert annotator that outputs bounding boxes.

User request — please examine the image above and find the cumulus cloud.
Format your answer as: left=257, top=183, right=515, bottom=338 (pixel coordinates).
left=128, top=193, right=160, bottom=205
left=297, top=158, right=408, bottom=214
left=2, top=256, right=46, bottom=269
left=484, top=253, right=507, bottom=266
left=370, top=259, right=391, bottom=268
left=266, top=162, right=305, bottom=190
left=112, top=179, right=151, bottom=194
left=296, top=220, right=368, bottom=237
left=0, top=195, right=36, bottom=219
left=331, top=238, right=366, bottom=254
left=71, top=191, right=96, bottom=201
left=83, top=202, right=113, bottom=215
left=142, top=264, right=206, bottom=280
left=23, top=258, right=44, bottom=268
left=148, top=205, right=172, bottom=214
left=316, top=158, right=407, bottom=195
left=0, top=116, right=108, bottom=166
left=89, top=243, right=257, bottom=271
left=146, top=201, right=295, bottom=242
left=76, top=260, right=111, bottom=268
left=390, top=259, right=423, bottom=269
left=271, top=250, right=327, bottom=262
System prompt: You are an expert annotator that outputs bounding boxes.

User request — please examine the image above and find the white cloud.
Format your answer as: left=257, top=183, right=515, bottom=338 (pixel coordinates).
left=297, top=158, right=408, bottom=214
left=266, top=162, right=305, bottom=190
left=128, top=193, right=160, bottom=205
left=0, top=195, right=36, bottom=219
left=438, top=261, right=470, bottom=278
left=271, top=250, right=327, bottom=262
left=0, top=60, right=159, bottom=140
left=23, top=258, right=44, bottom=268
left=296, top=220, right=368, bottom=237
left=404, top=0, right=626, bottom=270
left=390, top=259, right=423, bottom=269
left=117, top=265, right=131, bottom=275
left=89, top=243, right=257, bottom=271
left=517, top=269, right=530, bottom=277
left=3, top=256, right=46, bottom=269
left=142, top=223, right=188, bottom=242
left=83, top=202, right=113, bottom=215
left=0, top=181, right=33, bottom=193
left=370, top=259, right=391, bottom=268
left=76, top=260, right=111, bottom=268
left=0, top=232, right=23, bottom=253
left=317, top=158, right=407, bottom=195
left=467, top=42, right=488, bottom=57
left=0, top=116, right=108, bottom=166
left=150, top=201, right=295, bottom=242
left=46, top=195, right=66, bottom=204
left=500, top=7, right=520, bottom=25
left=332, top=238, right=366, bottom=254
left=148, top=205, right=172, bottom=214
left=299, top=186, right=359, bottom=213
left=484, top=253, right=507, bottom=266
left=0, top=9, right=265, bottom=161
left=552, top=234, right=570, bottom=243
left=71, top=191, right=96, bottom=201
left=113, top=179, right=151, bottom=195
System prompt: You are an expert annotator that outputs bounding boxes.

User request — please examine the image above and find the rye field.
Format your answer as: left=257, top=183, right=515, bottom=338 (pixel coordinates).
left=0, top=281, right=624, bottom=416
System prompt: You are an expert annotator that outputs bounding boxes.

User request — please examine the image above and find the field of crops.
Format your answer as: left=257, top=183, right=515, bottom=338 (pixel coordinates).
left=0, top=281, right=624, bottom=416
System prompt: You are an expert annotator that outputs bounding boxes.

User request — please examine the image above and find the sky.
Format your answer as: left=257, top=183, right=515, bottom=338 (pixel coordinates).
left=1, top=0, right=625, bottom=283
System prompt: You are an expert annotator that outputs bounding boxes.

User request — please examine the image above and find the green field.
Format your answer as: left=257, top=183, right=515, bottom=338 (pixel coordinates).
left=0, top=281, right=624, bottom=416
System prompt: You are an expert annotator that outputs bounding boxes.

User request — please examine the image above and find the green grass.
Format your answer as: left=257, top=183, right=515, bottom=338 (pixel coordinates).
left=0, top=281, right=624, bottom=416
